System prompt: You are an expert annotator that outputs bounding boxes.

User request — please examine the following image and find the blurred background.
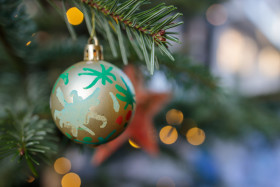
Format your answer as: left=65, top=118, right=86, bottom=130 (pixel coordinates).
left=1, top=0, right=280, bottom=186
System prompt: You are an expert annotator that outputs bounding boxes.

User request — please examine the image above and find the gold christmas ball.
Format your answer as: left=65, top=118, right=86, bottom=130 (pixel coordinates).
left=50, top=60, right=136, bottom=146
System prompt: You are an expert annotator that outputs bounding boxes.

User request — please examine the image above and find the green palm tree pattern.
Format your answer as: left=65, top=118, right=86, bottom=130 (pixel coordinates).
left=115, top=77, right=135, bottom=110
left=78, top=64, right=117, bottom=89
left=52, top=66, right=75, bottom=94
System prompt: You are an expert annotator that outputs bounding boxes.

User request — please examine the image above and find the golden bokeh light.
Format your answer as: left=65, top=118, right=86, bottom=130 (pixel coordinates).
left=166, top=109, right=184, bottom=125
left=156, top=176, right=175, bottom=187
left=206, top=4, right=227, bottom=26
left=54, top=157, right=71, bottom=174
left=26, top=176, right=35, bottom=183
left=66, top=7, right=84, bottom=25
left=129, top=139, right=141, bottom=149
left=26, top=41, right=31, bottom=46
left=61, top=173, right=81, bottom=187
left=186, top=127, right=205, bottom=146
left=258, top=47, right=280, bottom=78
left=159, top=126, right=178, bottom=145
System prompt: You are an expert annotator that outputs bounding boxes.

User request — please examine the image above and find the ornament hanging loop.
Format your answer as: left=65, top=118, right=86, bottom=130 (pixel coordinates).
left=84, top=10, right=103, bottom=61
left=84, top=36, right=103, bottom=61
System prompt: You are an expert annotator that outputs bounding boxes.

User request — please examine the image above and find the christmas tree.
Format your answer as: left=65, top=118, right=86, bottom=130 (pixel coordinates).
left=1, top=0, right=279, bottom=186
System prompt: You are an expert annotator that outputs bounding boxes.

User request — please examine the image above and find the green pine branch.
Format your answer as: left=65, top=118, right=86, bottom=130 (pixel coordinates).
left=0, top=111, right=58, bottom=177
left=46, top=0, right=182, bottom=74
left=80, top=0, right=183, bottom=74
left=0, top=0, right=58, bottom=177
left=47, top=0, right=183, bottom=73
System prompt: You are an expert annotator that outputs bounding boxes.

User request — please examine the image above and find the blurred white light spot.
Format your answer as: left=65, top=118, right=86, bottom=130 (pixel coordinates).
left=217, top=29, right=257, bottom=74
left=148, top=71, right=171, bottom=92
left=206, top=4, right=227, bottom=26
left=258, top=47, right=280, bottom=78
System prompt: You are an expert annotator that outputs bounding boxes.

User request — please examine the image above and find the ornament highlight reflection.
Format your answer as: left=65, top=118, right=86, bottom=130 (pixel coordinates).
left=129, top=139, right=141, bottom=149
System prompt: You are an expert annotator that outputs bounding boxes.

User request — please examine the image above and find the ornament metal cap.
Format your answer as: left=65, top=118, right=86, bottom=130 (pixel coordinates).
left=84, top=36, right=104, bottom=61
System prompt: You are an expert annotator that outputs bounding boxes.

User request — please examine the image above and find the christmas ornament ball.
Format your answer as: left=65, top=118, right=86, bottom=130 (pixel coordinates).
left=50, top=60, right=136, bottom=146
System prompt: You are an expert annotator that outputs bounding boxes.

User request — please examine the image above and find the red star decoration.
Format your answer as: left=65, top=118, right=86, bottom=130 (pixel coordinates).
left=92, top=65, right=171, bottom=166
